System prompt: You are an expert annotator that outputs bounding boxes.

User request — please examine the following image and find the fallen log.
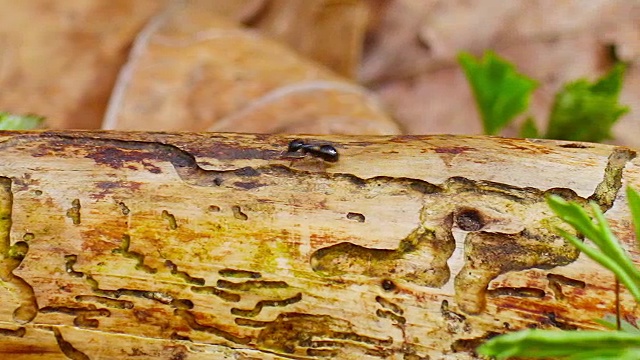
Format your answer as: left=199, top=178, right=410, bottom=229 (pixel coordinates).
left=0, top=131, right=638, bottom=359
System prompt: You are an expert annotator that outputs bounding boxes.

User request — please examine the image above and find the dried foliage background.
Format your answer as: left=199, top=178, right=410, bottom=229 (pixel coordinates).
left=0, top=0, right=638, bottom=143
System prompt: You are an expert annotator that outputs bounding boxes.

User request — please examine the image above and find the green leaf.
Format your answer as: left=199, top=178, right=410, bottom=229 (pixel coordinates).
left=458, top=51, right=538, bottom=135
left=627, top=186, right=640, bottom=249
left=596, top=314, right=640, bottom=333
left=592, top=63, right=626, bottom=95
left=519, top=116, right=539, bottom=138
left=0, top=112, right=44, bottom=130
left=477, top=329, right=640, bottom=359
left=566, top=347, right=640, bottom=360
left=545, top=63, right=628, bottom=142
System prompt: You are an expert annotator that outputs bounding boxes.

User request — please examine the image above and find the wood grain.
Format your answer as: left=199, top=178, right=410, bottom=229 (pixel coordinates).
left=0, top=131, right=638, bottom=359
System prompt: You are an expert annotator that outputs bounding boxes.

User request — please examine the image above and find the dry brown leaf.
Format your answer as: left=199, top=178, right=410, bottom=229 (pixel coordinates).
left=376, top=35, right=613, bottom=136
left=360, top=0, right=437, bottom=84
left=2, top=0, right=638, bottom=143
left=246, top=0, right=369, bottom=79
left=602, top=23, right=640, bottom=63
left=0, top=0, right=162, bottom=129
left=615, top=66, right=640, bottom=146
left=376, top=65, right=481, bottom=135
left=104, top=1, right=399, bottom=135
left=202, top=0, right=267, bottom=24
left=365, top=0, right=640, bottom=145
left=362, top=0, right=638, bottom=84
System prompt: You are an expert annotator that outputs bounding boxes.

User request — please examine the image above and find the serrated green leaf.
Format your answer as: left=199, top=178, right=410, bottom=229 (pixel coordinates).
left=592, top=63, right=626, bottom=95
left=458, top=51, right=538, bottom=135
left=0, top=112, right=44, bottom=130
left=477, top=329, right=640, bottom=359
left=519, top=116, right=539, bottom=138
left=545, top=63, right=628, bottom=142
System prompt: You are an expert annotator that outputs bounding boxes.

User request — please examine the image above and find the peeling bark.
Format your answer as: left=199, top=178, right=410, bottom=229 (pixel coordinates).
left=0, top=131, right=638, bottom=359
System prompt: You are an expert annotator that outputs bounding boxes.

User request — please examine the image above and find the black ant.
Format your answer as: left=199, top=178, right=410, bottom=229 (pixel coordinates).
left=287, top=139, right=339, bottom=163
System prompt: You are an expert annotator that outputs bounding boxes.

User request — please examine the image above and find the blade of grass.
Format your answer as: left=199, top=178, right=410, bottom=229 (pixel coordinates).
left=566, top=347, right=640, bottom=360
left=548, top=196, right=640, bottom=301
left=477, top=329, right=640, bottom=359
left=595, top=315, right=640, bottom=333
left=589, top=203, right=640, bottom=288
left=479, top=190, right=640, bottom=359
left=627, top=186, right=640, bottom=249
left=554, top=227, right=640, bottom=301
left=546, top=196, right=606, bottom=245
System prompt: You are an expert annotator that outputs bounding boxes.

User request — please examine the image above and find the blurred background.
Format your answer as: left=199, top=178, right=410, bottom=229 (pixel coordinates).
left=0, top=0, right=638, bottom=144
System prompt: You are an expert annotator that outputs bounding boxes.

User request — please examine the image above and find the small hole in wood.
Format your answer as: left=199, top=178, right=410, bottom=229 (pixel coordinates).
left=232, top=206, right=248, bottom=221
left=455, top=208, right=484, bottom=231
left=559, top=143, right=592, bottom=149
left=381, top=279, right=396, bottom=291
left=346, top=212, right=365, bottom=223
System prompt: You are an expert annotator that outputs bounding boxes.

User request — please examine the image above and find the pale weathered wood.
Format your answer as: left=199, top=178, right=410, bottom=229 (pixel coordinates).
left=0, top=131, right=639, bottom=359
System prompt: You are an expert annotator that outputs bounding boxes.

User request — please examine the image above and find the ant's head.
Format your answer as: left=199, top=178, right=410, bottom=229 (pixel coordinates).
left=288, top=139, right=306, bottom=153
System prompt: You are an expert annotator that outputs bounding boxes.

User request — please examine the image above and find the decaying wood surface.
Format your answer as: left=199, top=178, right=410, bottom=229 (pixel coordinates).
left=0, top=131, right=639, bottom=359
